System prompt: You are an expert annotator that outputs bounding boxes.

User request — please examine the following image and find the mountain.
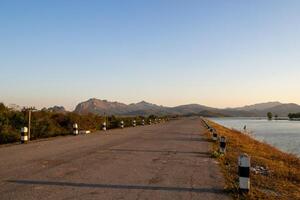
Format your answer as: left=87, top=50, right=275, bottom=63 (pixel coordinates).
left=128, top=101, right=168, bottom=112
left=193, top=110, right=230, bottom=117
left=234, top=102, right=300, bottom=117
left=47, top=106, right=67, bottom=113
left=171, top=104, right=213, bottom=114
left=234, top=102, right=283, bottom=111
left=74, top=98, right=171, bottom=115
left=74, top=99, right=233, bottom=116
left=214, top=108, right=257, bottom=117
left=258, top=103, right=300, bottom=116
left=73, top=98, right=300, bottom=117
left=74, top=98, right=129, bottom=115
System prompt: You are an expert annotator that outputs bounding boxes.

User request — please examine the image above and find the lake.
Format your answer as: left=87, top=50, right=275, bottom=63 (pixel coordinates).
left=209, top=118, right=300, bottom=157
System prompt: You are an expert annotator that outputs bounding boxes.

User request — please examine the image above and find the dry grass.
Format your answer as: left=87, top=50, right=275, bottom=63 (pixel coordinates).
left=205, top=120, right=300, bottom=200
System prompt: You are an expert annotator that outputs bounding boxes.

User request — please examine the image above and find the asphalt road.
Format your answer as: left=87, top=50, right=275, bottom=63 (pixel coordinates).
left=0, top=117, right=230, bottom=200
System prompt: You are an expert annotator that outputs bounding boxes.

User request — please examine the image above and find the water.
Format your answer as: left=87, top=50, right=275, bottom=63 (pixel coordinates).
left=210, top=118, right=300, bottom=157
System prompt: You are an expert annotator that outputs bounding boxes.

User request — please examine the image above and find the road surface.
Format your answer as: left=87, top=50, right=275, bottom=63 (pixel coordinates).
left=0, top=117, right=230, bottom=200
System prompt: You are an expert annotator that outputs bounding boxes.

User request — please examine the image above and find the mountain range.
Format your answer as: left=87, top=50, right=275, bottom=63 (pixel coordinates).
left=73, top=98, right=300, bottom=117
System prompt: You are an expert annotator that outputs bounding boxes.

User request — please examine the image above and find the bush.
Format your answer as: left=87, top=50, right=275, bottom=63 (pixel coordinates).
left=0, top=125, right=19, bottom=144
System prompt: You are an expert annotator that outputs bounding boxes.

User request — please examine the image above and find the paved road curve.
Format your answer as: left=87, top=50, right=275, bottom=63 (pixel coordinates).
left=0, top=117, right=230, bottom=200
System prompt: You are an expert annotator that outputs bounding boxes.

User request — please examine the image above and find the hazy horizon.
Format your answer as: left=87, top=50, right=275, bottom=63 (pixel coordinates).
left=1, top=0, right=300, bottom=110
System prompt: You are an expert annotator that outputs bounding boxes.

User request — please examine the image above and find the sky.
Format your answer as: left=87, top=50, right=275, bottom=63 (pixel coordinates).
left=1, top=0, right=300, bottom=110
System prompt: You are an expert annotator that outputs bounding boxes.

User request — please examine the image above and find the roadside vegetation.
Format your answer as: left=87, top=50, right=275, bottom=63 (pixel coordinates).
left=0, top=103, right=171, bottom=144
left=205, top=120, right=300, bottom=200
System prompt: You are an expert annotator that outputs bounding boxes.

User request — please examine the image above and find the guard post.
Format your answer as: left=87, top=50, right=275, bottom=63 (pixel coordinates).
left=132, top=120, right=136, bottom=127
left=212, top=131, right=218, bottom=141
left=21, top=127, right=28, bottom=143
left=209, top=128, right=214, bottom=135
left=102, top=122, right=107, bottom=131
left=219, top=136, right=227, bottom=154
left=73, top=123, right=78, bottom=135
left=238, top=153, right=251, bottom=193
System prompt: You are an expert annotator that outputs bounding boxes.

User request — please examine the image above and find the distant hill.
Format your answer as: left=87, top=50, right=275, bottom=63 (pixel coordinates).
left=73, top=98, right=255, bottom=117
left=257, top=103, right=300, bottom=117
left=74, top=98, right=300, bottom=117
left=74, top=98, right=129, bottom=115
left=234, top=102, right=283, bottom=111
left=170, top=104, right=214, bottom=115
left=196, top=110, right=230, bottom=117
left=47, top=106, right=67, bottom=113
left=4, top=99, right=300, bottom=117
left=232, top=102, right=300, bottom=117
left=74, top=98, right=170, bottom=115
left=214, top=108, right=257, bottom=117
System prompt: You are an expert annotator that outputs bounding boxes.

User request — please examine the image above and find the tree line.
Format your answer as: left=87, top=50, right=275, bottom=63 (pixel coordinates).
left=267, top=112, right=300, bottom=120
left=288, top=113, right=300, bottom=119
left=0, top=103, right=172, bottom=144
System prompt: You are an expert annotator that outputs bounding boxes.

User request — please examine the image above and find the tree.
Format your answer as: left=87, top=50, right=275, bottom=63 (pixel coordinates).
left=267, top=112, right=273, bottom=120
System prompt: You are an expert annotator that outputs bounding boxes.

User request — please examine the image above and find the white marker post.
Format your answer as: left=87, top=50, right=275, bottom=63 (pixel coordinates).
left=204, top=121, right=209, bottom=129
left=142, top=119, right=145, bottom=126
left=212, top=131, right=218, bottom=141
left=149, top=119, right=152, bottom=125
left=219, top=136, right=227, bottom=154
left=238, top=154, right=251, bottom=193
left=120, top=121, right=124, bottom=129
left=102, top=122, right=107, bottom=131
left=132, top=120, right=136, bottom=127
left=209, top=128, right=214, bottom=135
left=73, top=123, right=78, bottom=136
left=21, top=127, right=28, bottom=143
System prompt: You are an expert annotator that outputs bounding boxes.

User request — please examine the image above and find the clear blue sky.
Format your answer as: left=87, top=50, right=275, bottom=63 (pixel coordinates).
left=1, top=0, right=300, bottom=110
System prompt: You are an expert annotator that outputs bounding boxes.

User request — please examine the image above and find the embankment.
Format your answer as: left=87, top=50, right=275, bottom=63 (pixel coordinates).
left=204, top=119, right=300, bottom=200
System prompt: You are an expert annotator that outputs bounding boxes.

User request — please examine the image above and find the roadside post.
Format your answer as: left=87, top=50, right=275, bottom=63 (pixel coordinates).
left=21, top=127, right=29, bottom=143
left=212, top=131, right=218, bottom=141
left=209, top=128, right=214, bottom=135
left=149, top=119, right=152, bottom=125
left=201, top=118, right=209, bottom=129
left=133, top=120, right=136, bottom=127
left=73, top=123, right=78, bottom=135
left=205, top=122, right=209, bottom=129
left=238, top=153, right=251, bottom=193
left=102, top=122, right=107, bottom=131
left=219, top=136, right=227, bottom=153
left=142, top=119, right=145, bottom=126
left=120, top=121, right=124, bottom=129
